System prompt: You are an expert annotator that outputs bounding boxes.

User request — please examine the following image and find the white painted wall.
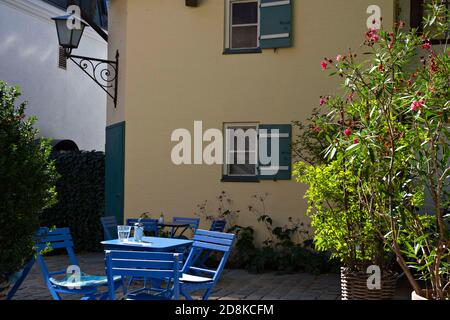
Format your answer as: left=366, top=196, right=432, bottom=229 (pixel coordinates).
left=0, top=0, right=107, bottom=151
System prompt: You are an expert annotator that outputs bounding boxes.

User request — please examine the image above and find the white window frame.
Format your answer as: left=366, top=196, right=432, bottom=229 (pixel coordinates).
left=224, top=0, right=260, bottom=50
left=223, top=123, right=259, bottom=177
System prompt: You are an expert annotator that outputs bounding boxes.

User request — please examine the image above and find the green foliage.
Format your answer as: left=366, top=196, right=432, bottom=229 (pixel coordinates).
left=292, top=108, right=339, bottom=165
left=226, top=194, right=338, bottom=275
left=195, top=191, right=240, bottom=227
left=294, top=161, right=390, bottom=270
left=41, top=151, right=105, bottom=252
left=228, top=223, right=337, bottom=275
left=295, top=0, right=449, bottom=298
left=0, top=81, right=57, bottom=286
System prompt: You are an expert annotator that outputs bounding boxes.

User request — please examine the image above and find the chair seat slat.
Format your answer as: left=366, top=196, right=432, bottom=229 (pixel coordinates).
left=111, top=259, right=183, bottom=269
left=193, top=235, right=233, bottom=246
left=37, top=234, right=73, bottom=243
left=111, top=268, right=178, bottom=278
left=193, top=241, right=230, bottom=252
left=108, top=251, right=178, bottom=260
left=189, top=267, right=217, bottom=275
left=195, top=229, right=234, bottom=240
left=38, top=241, right=74, bottom=250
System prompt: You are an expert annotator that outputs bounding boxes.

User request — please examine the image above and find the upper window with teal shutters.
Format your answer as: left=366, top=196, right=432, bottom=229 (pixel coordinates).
left=224, top=0, right=293, bottom=53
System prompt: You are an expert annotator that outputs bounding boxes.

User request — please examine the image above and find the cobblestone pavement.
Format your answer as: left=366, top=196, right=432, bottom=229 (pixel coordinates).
left=9, top=253, right=411, bottom=300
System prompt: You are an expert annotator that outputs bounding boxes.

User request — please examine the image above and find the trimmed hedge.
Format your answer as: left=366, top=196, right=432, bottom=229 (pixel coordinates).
left=41, top=151, right=105, bottom=252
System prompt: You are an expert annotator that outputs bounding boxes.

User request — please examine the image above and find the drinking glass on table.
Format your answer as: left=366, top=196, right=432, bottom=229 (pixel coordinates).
left=117, top=225, right=131, bottom=242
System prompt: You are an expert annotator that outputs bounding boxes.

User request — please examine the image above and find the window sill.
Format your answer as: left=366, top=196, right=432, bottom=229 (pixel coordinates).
left=221, top=176, right=260, bottom=183
left=223, top=48, right=262, bottom=55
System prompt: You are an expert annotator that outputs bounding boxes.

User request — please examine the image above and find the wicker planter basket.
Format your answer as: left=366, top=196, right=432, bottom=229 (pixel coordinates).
left=341, top=267, right=398, bottom=300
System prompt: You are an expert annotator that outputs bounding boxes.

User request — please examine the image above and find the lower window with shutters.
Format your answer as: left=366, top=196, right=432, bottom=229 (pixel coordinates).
left=222, top=122, right=292, bottom=182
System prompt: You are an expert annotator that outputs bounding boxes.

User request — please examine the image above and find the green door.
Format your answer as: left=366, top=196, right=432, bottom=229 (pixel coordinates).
left=105, top=121, right=125, bottom=224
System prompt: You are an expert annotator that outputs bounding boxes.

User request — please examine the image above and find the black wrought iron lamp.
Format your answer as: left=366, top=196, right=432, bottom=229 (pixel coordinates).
left=52, top=14, right=119, bottom=108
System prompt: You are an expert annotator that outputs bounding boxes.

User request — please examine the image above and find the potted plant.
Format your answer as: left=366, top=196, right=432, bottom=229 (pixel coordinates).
left=0, top=82, right=57, bottom=299
left=296, top=0, right=449, bottom=300
left=295, top=160, right=397, bottom=300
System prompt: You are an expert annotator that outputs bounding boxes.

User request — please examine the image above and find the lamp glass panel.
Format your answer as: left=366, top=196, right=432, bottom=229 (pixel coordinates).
left=55, top=19, right=72, bottom=47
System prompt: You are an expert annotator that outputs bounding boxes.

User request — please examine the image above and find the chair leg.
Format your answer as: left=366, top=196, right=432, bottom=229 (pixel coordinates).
left=202, top=288, right=212, bottom=300
left=180, top=288, right=193, bottom=300
left=6, top=259, right=35, bottom=300
left=48, top=288, right=62, bottom=300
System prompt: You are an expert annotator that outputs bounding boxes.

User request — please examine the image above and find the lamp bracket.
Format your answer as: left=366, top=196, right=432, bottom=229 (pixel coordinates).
left=66, top=50, right=119, bottom=108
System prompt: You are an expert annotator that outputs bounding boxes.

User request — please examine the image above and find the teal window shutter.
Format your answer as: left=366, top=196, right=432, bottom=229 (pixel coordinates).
left=259, top=0, right=292, bottom=49
left=258, top=124, right=292, bottom=180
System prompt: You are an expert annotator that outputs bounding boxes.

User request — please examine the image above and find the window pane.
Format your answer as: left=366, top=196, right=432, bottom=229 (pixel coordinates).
left=225, top=124, right=257, bottom=176
left=231, top=26, right=258, bottom=49
left=232, top=2, right=258, bottom=25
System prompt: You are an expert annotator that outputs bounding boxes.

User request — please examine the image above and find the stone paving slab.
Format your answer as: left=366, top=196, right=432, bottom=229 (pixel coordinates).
left=9, top=253, right=410, bottom=300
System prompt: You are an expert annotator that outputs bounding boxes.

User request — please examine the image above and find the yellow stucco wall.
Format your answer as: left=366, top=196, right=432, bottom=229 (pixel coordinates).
left=108, top=0, right=395, bottom=242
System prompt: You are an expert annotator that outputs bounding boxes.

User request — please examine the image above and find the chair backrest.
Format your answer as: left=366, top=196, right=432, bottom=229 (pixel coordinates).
left=35, top=228, right=79, bottom=282
left=182, top=229, right=235, bottom=283
left=101, top=216, right=118, bottom=240
left=172, top=217, right=200, bottom=230
left=105, top=251, right=182, bottom=300
left=210, top=219, right=227, bottom=232
left=126, top=218, right=159, bottom=235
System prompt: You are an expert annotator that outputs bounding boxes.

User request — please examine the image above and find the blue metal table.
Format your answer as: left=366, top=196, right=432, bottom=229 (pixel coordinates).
left=101, top=237, right=193, bottom=252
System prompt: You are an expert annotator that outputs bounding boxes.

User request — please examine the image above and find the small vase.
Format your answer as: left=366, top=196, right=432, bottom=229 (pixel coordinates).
left=134, top=226, right=144, bottom=242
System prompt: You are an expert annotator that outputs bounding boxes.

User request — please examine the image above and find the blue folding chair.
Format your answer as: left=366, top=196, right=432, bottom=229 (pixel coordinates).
left=210, top=219, right=227, bottom=232
left=172, top=217, right=200, bottom=238
left=179, top=229, right=235, bottom=300
left=105, top=251, right=182, bottom=300
left=126, top=218, right=159, bottom=236
left=101, top=216, right=118, bottom=240
left=194, top=220, right=228, bottom=268
left=36, top=227, right=122, bottom=300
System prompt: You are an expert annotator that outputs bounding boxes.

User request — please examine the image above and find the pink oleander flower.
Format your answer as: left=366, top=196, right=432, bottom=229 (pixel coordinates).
left=366, top=28, right=380, bottom=43
left=319, top=97, right=327, bottom=106
left=410, top=100, right=424, bottom=111
left=344, top=128, right=352, bottom=137
left=336, top=55, right=344, bottom=62
left=320, top=60, right=328, bottom=70
left=422, top=41, right=431, bottom=50
left=353, top=137, right=359, bottom=144
left=347, top=92, right=355, bottom=102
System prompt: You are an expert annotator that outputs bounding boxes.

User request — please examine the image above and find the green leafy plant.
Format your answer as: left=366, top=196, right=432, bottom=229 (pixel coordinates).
left=0, top=81, right=57, bottom=295
left=41, top=151, right=104, bottom=252
left=295, top=161, right=391, bottom=270
left=228, top=194, right=337, bottom=275
left=195, top=191, right=240, bottom=228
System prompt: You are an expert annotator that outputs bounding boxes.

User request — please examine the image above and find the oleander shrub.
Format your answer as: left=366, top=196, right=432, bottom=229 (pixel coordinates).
left=41, top=151, right=105, bottom=252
